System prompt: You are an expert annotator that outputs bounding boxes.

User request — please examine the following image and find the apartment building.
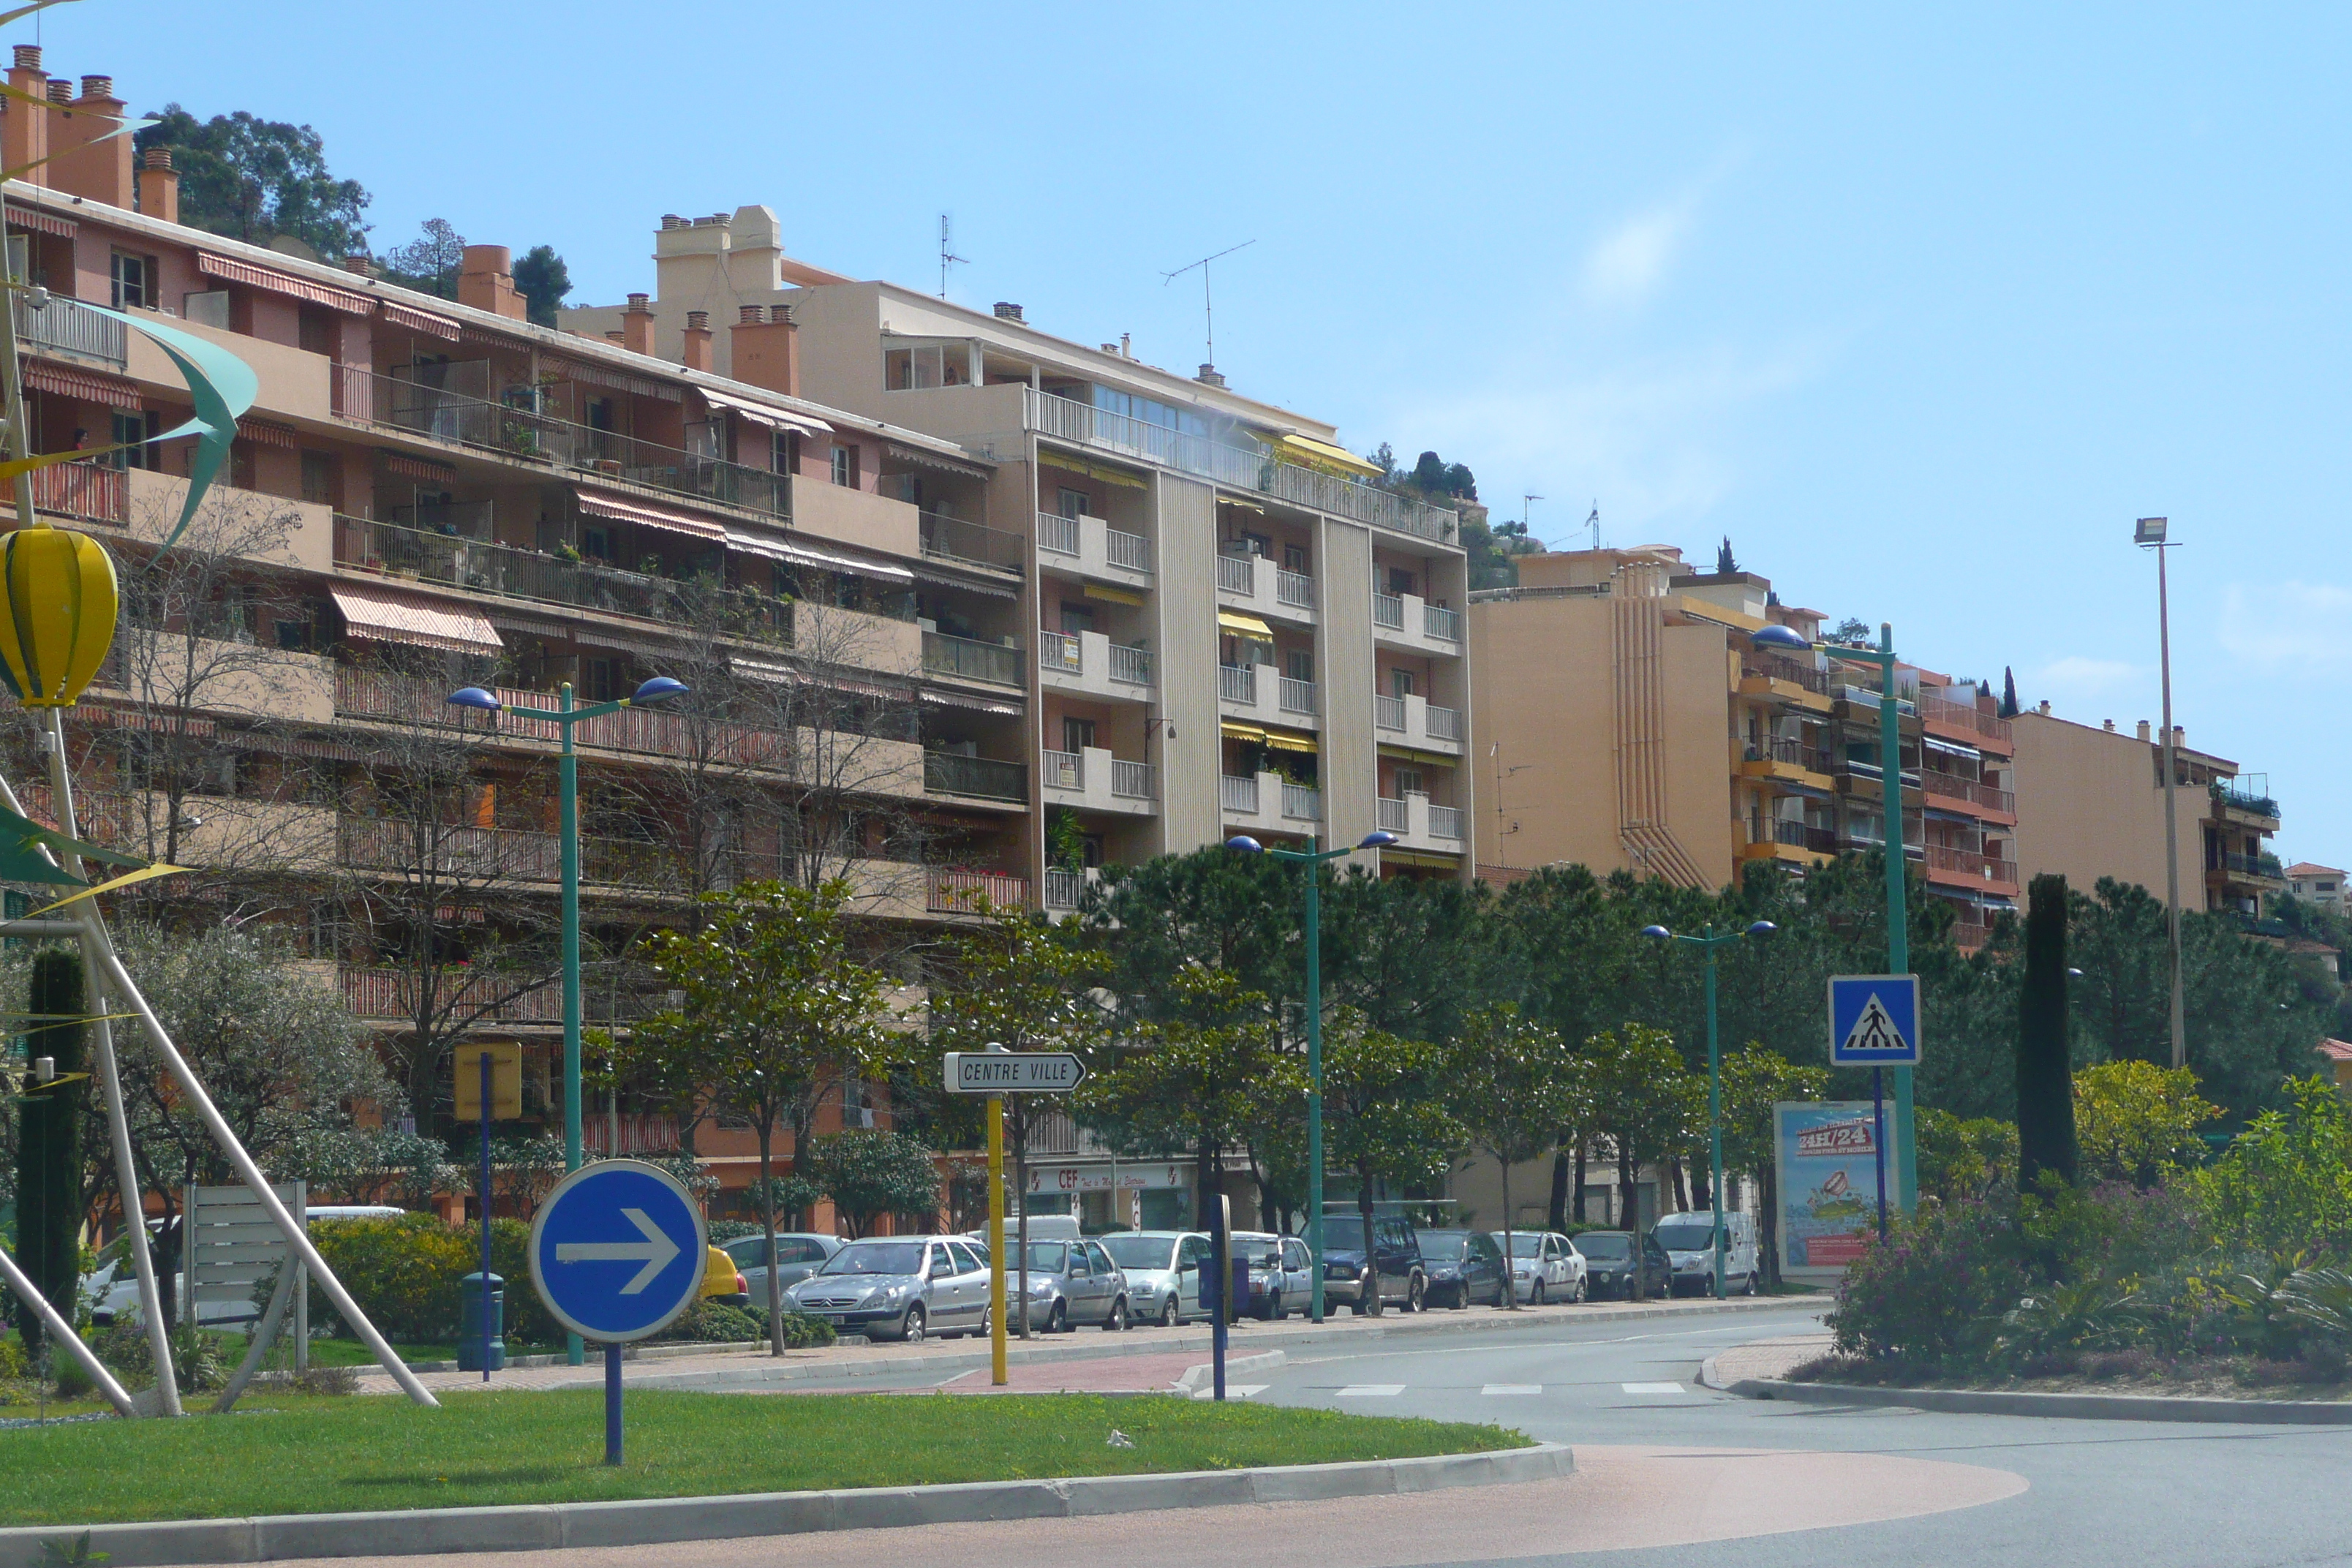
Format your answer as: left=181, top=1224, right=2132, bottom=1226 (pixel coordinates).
left=0, top=56, right=1038, bottom=1208
left=2010, top=708, right=2285, bottom=918
left=2288, top=863, right=2345, bottom=914
left=568, top=206, right=1475, bottom=909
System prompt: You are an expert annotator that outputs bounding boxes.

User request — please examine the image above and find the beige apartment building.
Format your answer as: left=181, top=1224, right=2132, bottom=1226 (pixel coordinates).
left=568, top=206, right=1476, bottom=906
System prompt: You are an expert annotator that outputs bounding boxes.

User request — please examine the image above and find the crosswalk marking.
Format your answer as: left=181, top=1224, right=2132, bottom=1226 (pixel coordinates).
left=1622, top=1381, right=1687, bottom=1394
left=1193, top=1384, right=1267, bottom=1400
left=1481, top=1384, right=1542, bottom=1396
left=1335, top=1384, right=1405, bottom=1398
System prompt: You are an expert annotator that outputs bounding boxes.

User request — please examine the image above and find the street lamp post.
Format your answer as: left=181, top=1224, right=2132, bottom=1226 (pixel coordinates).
left=1754, top=619, right=1918, bottom=1212
left=1639, top=920, right=1776, bottom=1298
left=1226, top=829, right=1398, bottom=1322
left=450, top=674, right=688, bottom=1365
left=2134, top=517, right=2187, bottom=1071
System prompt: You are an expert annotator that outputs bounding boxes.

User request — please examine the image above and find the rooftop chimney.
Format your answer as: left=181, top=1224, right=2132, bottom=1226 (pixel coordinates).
left=48, top=70, right=132, bottom=208
left=457, top=244, right=527, bottom=321
left=137, top=146, right=178, bottom=224
left=993, top=301, right=1024, bottom=323
left=2137, top=720, right=2152, bottom=742
left=4, top=48, right=48, bottom=186
left=730, top=304, right=798, bottom=399
left=1121, top=333, right=1131, bottom=358
left=1196, top=363, right=1226, bottom=387
left=2103, top=720, right=2116, bottom=732
left=2038, top=701, right=2052, bottom=715
left=621, top=293, right=656, bottom=357
left=78, top=75, right=110, bottom=100
left=681, top=309, right=713, bottom=372
left=12, top=45, right=38, bottom=69
left=44, top=80, right=67, bottom=103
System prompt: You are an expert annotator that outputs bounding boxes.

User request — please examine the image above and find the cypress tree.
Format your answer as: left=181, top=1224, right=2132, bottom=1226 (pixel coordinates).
left=1999, top=667, right=2020, bottom=718
left=2016, top=874, right=2078, bottom=1189
left=15, top=947, right=86, bottom=1352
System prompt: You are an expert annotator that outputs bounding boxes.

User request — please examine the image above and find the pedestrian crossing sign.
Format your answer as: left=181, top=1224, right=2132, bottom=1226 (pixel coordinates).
left=1828, top=975, right=1921, bottom=1066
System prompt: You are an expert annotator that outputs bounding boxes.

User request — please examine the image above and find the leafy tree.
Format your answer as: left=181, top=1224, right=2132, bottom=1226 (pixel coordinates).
left=1457, top=510, right=1542, bottom=589
left=1718, top=1042, right=1830, bottom=1286
left=2198, top=1077, right=2352, bottom=1259
left=513, top=244, right=572, bottom=328
left=807, top=1131, right=941, bottom=1239
left=2073, top=1060, right=2219, bottom=1188
left=1321, top=1009, right=1462, bottom=1314
left=380, top=218, right=467, bottom=299
left=13, top=947, right=84, bottom=1352
left=1581, top=1025, right=1701, bottom=1297
left=2017, top=873, right=2079, bottom=1188
left=1915, top=1107, right=2019, bottom=1207
left=134, top=105, right=371, bottom=257
left=1830, top=617, right=1874, bottom=646
left=628, top=879, right=888, bottom=1354
left=1444, top=1005, right=1581, bottom=1304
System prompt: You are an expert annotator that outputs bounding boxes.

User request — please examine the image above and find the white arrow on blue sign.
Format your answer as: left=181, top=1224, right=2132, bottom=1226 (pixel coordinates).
left=1828, top=974, right=1922, bottom=1067
left=528, top=1159, right=709, bottom=1343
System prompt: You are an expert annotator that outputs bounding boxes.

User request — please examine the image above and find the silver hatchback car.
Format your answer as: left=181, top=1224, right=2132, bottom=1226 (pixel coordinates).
left=786, top=1235, right=992, bottom=1343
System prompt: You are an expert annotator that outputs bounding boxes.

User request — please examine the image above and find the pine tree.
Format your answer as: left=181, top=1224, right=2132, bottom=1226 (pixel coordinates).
left=14, top=948, right=86, bottom=1354
left=2016, top=874, right=2078, bottom=1189
left=1716, top=536, right=1738, bottom=573
left=2000, top=666, right=2020, bottom=718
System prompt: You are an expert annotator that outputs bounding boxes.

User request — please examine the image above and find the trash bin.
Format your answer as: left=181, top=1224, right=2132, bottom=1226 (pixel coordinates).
left=459, top=1271, right=505, bottom=1371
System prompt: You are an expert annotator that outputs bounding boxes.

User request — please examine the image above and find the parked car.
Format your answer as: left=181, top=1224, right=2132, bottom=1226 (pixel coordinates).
left=1098, top=1231, right=1207, bottom=1326
left=1007, top=1237, right=1130, bottom=1333
left=1232, top=1230, right=1309, bottom=1319
left=785, top=1235, right=990, bottom=1342
left=723, top=1232, right=843, bottom=1309
left=1575, top=1229, right=1671, bottom=1300
left=1501, top=1230, right=1587, bottom=1305
left=1320, top=1210, right=1427, bottom=1313
left=1651, top=1210, right=1763, bottom=1297
left=1419, top=1228, right=1507, bottom=1309
left=700, top=1244, right=748, bottom=1307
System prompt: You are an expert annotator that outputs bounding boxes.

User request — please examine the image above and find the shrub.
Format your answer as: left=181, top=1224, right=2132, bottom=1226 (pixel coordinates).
left=2197, top=1077, right=2352, bottom=1260
left=86, top=1322, right=229, bottom=1393
left=304, top=1213, right=476, bottom=1343
left=652, top=1299, right=832, bottom=1348
left=1825, top=1200, right=2029, bottom=1370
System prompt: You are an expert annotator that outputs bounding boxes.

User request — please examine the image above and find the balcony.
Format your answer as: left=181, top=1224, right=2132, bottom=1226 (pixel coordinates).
left=1920, top=696, right=2013, bottom=750
left=1220, top=663, right=1256, bottom=704
left=923, top=750, right=1027, bottom=802
left=1278, top=676, right=1318, bottom=717
left=1282, top=781, right=1322, bottom=821
left=339, top=965, right=664, bottom=1026
left=1222, top=774, right=1261, bottom=816
left=1215, top=549, right=1314, bottom=624
left=1039, top=512, right=1079, bottom=557
left=1925, top=843, right=2020, bottom=892
left=1043, top=866, right=1087, bottom=911
left=1921, top=769, right=2017, bottom=820
left=15, top=294, right=126, bottom=366
left=333, top=366, right=786, bottom=519
left=1379, top=795, right=1408, bottom=834
left=2211, top=777, right=2280, bottom=826
left=1039, top=744, right=1158, bottom=818
left=1218, top=554, right=1256, bottom=594
left=927, top=867, right=1030, bottom=915
left=1373, top=691, right=1463, bottom=754
left=922, top=630, right=1023, bottom=687
left=1276, top=569, right=1314, bottom=609
left=1109, top=643, right=1153, bottom=686
left=1041, top=629, right=1082, bottom=674
left=7, top=461, right=127, bottom=527
left=1373, top=593, right=1404, bottom=630
left=1741, top=736, right=1835, bottom=783
left=1739, top=657, right=1832, bottom=700
left=2216, top=850, right=2287, bottom=883
left=1036, top=627, right=1153, bottom=701
left=1371, top=589, right=1460, bottom=657
left=333, top=668, right=790, bottom=766
left=1024, top=386, right=1456, bottom=543
left=339, top=816, right=681, bottom=891
left=1376, top=791, right=1464, bottom=852
left=1039, top=509, right=1153, bottom=587
left=1744, top=818, right=1838, bottom=863
left=1423, top=603, right=1461, bottom=642
left=921, top=512, right=1025, bottom=574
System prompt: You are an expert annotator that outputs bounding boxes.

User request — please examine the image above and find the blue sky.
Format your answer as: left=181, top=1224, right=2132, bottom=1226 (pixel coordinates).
left=57, top=2, right=2351, bottom=864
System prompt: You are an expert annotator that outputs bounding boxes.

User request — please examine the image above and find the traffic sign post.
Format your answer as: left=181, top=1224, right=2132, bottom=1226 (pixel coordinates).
left=1829, top=976, right=1921, bottom=1242
left=528, top=1160, right=707, bottom=1466
left=946, top=1049, right=1085, bottom=1387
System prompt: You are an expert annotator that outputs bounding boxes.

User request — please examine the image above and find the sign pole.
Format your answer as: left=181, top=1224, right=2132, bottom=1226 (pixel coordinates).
left=605, top=1341, right=622, bottom=1465
left=988, top=1093, right=1006, bottom=1387
left=1872, top=1068, right=1888, bottom=1242
left=1210, top=1192, right=1229, bottom=1401
left=479, top=1047, right=493, bottom=1384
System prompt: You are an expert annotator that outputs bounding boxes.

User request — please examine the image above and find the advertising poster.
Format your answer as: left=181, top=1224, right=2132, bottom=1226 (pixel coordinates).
left=1774, top=1100, right=1904, bottom=1281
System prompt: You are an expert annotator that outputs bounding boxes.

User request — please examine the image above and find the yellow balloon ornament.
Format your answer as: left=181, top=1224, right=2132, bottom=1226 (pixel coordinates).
left=0, top=520, right=118, bottom=709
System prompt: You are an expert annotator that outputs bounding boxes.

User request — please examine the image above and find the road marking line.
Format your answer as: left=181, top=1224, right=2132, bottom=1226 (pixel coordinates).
left=1335, top=1384, right=1404, bottom=1397
left=1482, top=1384, right=1542, bottom=1395
left=1622, top=1381, right=1687, bottom=1394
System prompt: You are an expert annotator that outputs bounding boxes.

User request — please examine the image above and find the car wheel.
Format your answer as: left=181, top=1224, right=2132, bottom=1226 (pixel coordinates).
left=1530, top=1279, right=1547, bottom=1306
left=1160, top=1294, right=1180, bottom=1329
left=1046, top=1301, right=1068, bottom=1334
left=1406, top=1274, right=1425, bottom=1313
left=1572, top=1275, right=1587, bottom=1304
left=1745, top=1270, right=1760, bottom=1297
left=1103, top=1295, right=1128, bottom=1332
left=977, top=1307, right=992, bottom=1338
left=898, top=1303, right=926, bottom=1344
left=1268, top=1290, right=1286, bottom=1322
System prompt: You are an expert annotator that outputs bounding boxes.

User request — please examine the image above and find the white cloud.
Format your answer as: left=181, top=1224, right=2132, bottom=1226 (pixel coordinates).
left=1582, top=197, right=1700, bottom=309
left=2220, top=581, right=2352, bottom=674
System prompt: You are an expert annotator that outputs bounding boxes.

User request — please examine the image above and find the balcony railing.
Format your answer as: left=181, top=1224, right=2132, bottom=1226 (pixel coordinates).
left=1926, top=843, right=2019, bottom=884
left=1111, top=759, right=1158, bottom=800
left=920, top=512, right=1025, bottom=573
left=2212, top=778, right=2280, bottom=818
left=340, top=965, right=670, bottom=1025
left=339, top=816, right=678, bottom=890
left=924, top=751, right=1027, bottom=802
left=1038, top=511, right=1080, bottom=556
left=15, top=295, right=125, bottom=364
left=1276, top=569, right=1314, bottom=609
left=1217, top=554, right=1256, bottom=594
left=1741, top=657, right=1831, bottom=695
left=1041, top=748, right=1082, bottom=791
left=1042, top=867, right=1085, bottom=911
left=335, top=366, right=787, bottom=518
left=1219, top=663, right=1256, bottom=704
left=1282, top=781, right=1322, bottom=821
left=928, top=868, right=1029, bottom=913
left=1376, top=695, right=1406, bottom=731
left=1746, top=736, right=1831, bottom=771
left=1921, top=770, right=2016, bottom=815
left=1372, top=593, right=1404, bottom=630
left=1428, top=804, right=1464, bottom=841
left=1039, top=629, right=1082, bottom=674
left=1920, top=696, right=2013, bottom=745
left=1106, top=527, right=1150, bottom=572
left=1423, top=603, right=1461, bottom=642
left=583, top=1114, right=682, bottom=1156
left=1024, top=387, right=1457, bottom=542
left=2219, top=850, right=2285, bottom=880
left=1221, top=774, right=1259, bottom=815
left=1109, top=643, right=1153, bottom=686
left=1278, top=676, right=1318, bottom=715
left=333, top=668, right=790, bottom=765
left=1426, top=704, right=1460, bottom=741
left=1378, top=796, right=1409, bottom=834
left=25, top=461, right=124, bottom=524
left=922, top=630, right=1022, bottom=687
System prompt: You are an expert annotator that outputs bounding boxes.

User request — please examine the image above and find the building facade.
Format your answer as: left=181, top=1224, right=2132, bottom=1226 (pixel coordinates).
left=2288, top=863, right=2344, bottom=913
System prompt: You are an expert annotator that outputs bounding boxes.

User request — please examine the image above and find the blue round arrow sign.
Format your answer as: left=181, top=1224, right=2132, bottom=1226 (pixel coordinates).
left=528, top=1159, right=709, bottom=1343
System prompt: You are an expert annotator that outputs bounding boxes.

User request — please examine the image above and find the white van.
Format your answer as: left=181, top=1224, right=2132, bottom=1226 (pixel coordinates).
left=1650, top=1210, right=1762, bottom=1297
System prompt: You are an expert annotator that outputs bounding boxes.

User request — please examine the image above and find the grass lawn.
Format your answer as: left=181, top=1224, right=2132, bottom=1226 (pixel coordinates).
left=219, top=1337, right=566, bottom=1368
left=0, top=1391, right=1527, bottom=1526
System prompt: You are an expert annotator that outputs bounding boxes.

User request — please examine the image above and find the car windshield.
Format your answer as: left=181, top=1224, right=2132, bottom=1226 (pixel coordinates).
left=817, top=1241, right=925, bottom=1276
left=1508, top=1235, right=1548, bottom=1256
left=1421, top=1232, right=1472, bottom=1261
left=1654, top=1222, right=1717, bottom=1251
left=1580, top=1234, right=1631, bottom=1260
left=1101, top=1236, right=1176, bottom=1270
left=1236, top=1238, right=1282, bottom=1266
left=1025, top=1241, right=1069, bottom=1271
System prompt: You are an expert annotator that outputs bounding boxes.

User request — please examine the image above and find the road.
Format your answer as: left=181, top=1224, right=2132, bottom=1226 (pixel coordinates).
left=288, top=1303, right=2352, bottom=1567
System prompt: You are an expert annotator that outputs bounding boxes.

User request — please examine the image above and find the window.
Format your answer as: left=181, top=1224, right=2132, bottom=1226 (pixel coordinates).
left=1063, top=716, right=1096, bottom=753
left=1391, top=668, right=1415, bottom=698
left=1387, top=566, right=1417, bottom=598
left=276, top=616, right=313, bottom=652
left=1057, top=487, right=1088, bottom=519
left=1058, top=603, right=1096, bottom=636
left=1284, top=543, right=1309, bottom=573
left=183, top=290, right=230, bottom=329
left=1393, top=766, right=1425, bottom=797
left=1243, top=531, right=1271, bottom=559
left=947, top=1241, right=981, bottom=1275
left=106, top=410, right=151, bottom=472
left=297, top=307, right=334, bottom=357
left=299, top=450, right=336, bottom=506
left=1085, top=1241, right=1115, bottom=1273
left=585, top=657, right=619, bottom=703
left=109, top=252, right=150, bottom=311
left=1286, top=649, right=1313, bottom=682
left=830, top=445, right=858, bottom=488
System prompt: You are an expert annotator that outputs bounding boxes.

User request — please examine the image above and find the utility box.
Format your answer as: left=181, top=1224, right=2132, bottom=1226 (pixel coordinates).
left=459, top=1271, right=505, bottom=1371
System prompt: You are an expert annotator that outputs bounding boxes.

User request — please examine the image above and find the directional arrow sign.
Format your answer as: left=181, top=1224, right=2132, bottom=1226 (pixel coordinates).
left=529, top=1160, right=707, bottom=1343
left=1828, top=974, right=1922, bottom=1067
left=943, top=1051, right=1089, bottom=1094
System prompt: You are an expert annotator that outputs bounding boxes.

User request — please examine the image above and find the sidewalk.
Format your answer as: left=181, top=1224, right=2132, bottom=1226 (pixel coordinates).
left=1701, top=1333, right=1833, bottom=1389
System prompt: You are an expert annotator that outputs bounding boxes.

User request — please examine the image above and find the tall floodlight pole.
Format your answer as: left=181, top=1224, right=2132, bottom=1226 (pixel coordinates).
left=1226, top=829, right=1398, bottom=1321
left=2136, top=517, right=2187, bottom=1069
left=1640, top=921, right=1776, bottom=1297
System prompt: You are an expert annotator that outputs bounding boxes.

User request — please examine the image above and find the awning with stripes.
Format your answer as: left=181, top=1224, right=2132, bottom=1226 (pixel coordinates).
left=4, top=201, right=73, bottom=238
left=1217, top=610, right=1274, bottom=639
left=921, top=688, right=1023, bottom=717
left=1040, top=451, right=1148, bottom=490
left=886, top=442, right=990, bottom=481
left=197, top=252, right=373, bottom=315
left=725, top=527, right=913, bottom=584
left=379, top=301, right=462, bottom=342
left=331, top=584, right=504, bottom=655
left=574, top=486, right=725, bottom=543
left=698, top=385, right=831, bottom=439
left=23, top=360, right=139, bottom=408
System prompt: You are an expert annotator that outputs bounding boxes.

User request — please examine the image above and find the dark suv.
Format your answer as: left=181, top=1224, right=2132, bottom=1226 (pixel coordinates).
left=1321, top=1211, right=1428, bottom=1313
left=1575, top=1229, right=1670, bottom=1300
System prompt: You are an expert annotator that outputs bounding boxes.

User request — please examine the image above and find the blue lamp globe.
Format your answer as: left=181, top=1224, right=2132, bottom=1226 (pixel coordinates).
left=445, top=686, right=502, bottom=712
left=1752, top=623, right=1811, bottom=652
left=1639, top=924, right=1672, bottom=940
left=1225, top=835, right=1264, bottom=854
left=1357, top=831, right=1400, bottom=849
left=632, top=676, right=689, bottom=704
left=1746, top=920, right=1778, bottom=938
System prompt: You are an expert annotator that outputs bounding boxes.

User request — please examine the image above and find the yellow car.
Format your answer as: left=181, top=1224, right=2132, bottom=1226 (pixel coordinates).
left=701, top=1243, right=748, bottom=1307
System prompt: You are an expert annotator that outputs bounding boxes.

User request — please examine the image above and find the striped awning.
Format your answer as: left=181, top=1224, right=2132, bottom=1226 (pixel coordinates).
left=238, top=418, right=301, bottom=450
left=1379, top=743, right=1457, bottom=769
left=379, top=301, right=462, bottom=342
left=1217, top=610, right=1274, bottom=639
left=886, top=442, right=990, bottom=481
left=698, top=385, right=831, bottom=439
left=574, top=486, right=725, bottom=543
left=724, top=527, right=912, bottom=584
left=920, top=688, right=1022, bottom=717
left=1039, top=451, right=1147, bottom=490
left=197, top=252, right=373, bottom=315
left=1262, top=730, right=1318, bottom=755
left=22, top=360, right=139, bottom=408
left=381, top=451, right=457, bottom=483
left=331, top=584, right=504, bottom=655
left=4, top=201, right=73, bottom=238
left=550, top=355, right=683, bottom=403
left=1082, top=583, right=1144, bottom=606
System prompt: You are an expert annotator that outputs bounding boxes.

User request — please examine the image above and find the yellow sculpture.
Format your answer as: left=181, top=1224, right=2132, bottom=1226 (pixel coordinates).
left=0, top=519, right=118, bottom=707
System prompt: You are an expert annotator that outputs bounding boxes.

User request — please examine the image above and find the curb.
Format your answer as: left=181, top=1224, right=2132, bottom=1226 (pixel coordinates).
left=0, top=1441, right=1573, bottom=1566
left=1172, top=1351, right=1287, bottom=1395
left=1730, top=1377, right=2352, bottom=1425
left=404, top=1341, right=766, bottom=1375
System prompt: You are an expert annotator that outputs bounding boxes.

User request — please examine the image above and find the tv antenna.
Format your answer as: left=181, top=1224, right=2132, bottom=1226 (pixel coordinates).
left=1162, top=239, right=1255, bottom=369
left=1521, top=494, right=1543, bottom=532
left=938, top=214, right=968, bottom=299
left=1586, top=502, right=1601, bottom=551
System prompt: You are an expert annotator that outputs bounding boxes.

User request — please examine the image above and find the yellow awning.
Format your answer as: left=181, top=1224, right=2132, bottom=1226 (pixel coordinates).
left=1275, top=434, right=1382, bottom=478
left=1218, top=611, right=1275, bottom=639
left=1040, top=451, right=1148, bottom=490
left=1379, top=743, right=1458, bottom=769
left=1262, top=730, right=1319, bottom=755
left=1084, top=583, right=1145, bottom=606
left=1220, top=722, right=1267, bottom=744
left=1381, top=846, right=1464, bottom=870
